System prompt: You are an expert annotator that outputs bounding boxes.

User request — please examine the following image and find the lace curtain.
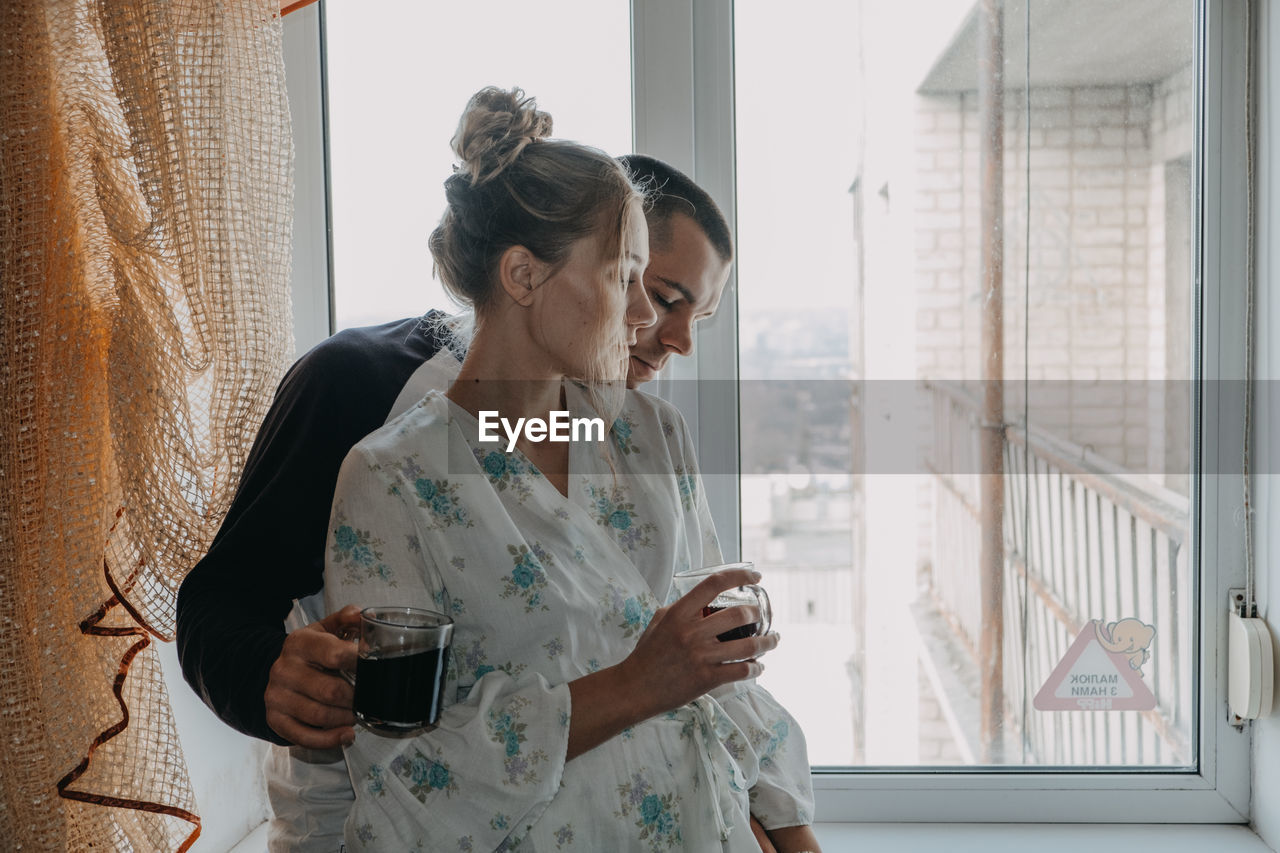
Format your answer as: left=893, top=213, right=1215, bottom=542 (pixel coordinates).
left=0, top=0, right=294, bottom=848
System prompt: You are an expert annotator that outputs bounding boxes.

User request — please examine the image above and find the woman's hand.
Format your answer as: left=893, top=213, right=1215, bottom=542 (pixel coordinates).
left=619, top=566, right=779, bottom=716
left=566, top=567, right=779, bottom=759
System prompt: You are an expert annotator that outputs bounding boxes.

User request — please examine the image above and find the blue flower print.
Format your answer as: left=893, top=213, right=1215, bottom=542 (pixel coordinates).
left=722, top=729, right=748, bottom=762
left=483, top=451, right=507, bottom=479
left=612, top=414, right=639, bottom=455
left=365, top=763, right=386, bottom=797
left=748, top=718, right=791, bottom=769
left=624, top=597, right=642, bottom=625
left=674, top=464, right=697, bottom=513
left=396, top=462, right=471, bottom=529
left=487, top=696, right=549, bottom=785
left=602, top=584, right=657, bottom=639
left=585, top=484, right=655, bottom=553
left=473, top=447, right=540, bottom=502
left=390, top=748, right=457, bottom=801
left=428, top=761, right=451, bottom=790
left=355, top=823, right=376, bottom=843
left=512, top=564, right=536, bottom=589
left=415, top=478, right=437, bottom=502
left=614, top=772, right=681, bottom=850
left=554, top=825, right=574, bottom=848
left=455, top=636, right=525, bottom=700
left=330, top=516, right=396, bottom=586
left=500, top=544, right=551, bottom=612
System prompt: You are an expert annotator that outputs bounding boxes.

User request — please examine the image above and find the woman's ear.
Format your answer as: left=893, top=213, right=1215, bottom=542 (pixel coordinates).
left=497, top=245, right=544, bottom=307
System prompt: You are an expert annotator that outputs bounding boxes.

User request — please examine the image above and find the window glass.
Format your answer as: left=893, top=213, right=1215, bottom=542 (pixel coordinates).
left=735, top=0, right=1195, bottom=767
left=325, top=0, right=632, bottom=331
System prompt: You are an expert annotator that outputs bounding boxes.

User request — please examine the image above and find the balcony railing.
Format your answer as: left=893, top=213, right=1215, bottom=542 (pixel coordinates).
left=920, top=380, right=1192, bottom=765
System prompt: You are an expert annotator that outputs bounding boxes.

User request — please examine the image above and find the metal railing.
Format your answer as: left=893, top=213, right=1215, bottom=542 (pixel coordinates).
left=923, top=380, right=1192, bottom=765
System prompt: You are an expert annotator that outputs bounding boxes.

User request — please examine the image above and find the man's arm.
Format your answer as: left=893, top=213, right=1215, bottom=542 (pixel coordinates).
left=176, top=317, right=443, bottom=744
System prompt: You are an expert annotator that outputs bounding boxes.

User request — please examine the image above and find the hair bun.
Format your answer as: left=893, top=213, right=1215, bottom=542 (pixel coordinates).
left=452, top=87, right=553, bottom=186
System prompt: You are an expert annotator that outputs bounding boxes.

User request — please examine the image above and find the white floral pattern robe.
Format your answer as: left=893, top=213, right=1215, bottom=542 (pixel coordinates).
left=325, top=384, right=813, bottom=852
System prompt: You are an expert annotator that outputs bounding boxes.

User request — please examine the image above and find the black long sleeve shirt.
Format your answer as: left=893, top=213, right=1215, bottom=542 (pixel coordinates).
left=175, top=313, right=452, bottom=744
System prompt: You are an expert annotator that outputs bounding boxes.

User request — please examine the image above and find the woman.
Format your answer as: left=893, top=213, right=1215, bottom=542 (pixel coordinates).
left=322, top=87, right=818, bottom=852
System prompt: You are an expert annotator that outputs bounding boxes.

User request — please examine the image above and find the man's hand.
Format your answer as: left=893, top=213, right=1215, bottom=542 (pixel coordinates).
left=264, top=605, right=362, bottom=748
left=751, top=815, right=779, bottom=852
left=762, top=824, right=823, bottom=853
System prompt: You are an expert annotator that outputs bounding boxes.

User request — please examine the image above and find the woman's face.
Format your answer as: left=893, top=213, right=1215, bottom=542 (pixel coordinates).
left=532, top=198, right=655, bottom=381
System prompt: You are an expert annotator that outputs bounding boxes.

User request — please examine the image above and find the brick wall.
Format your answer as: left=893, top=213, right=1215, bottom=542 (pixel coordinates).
left=914, top=66, right=1193, bottom=474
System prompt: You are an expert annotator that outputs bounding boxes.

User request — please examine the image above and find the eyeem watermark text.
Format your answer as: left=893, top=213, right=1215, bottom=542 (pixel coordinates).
left=478, top=410, right=606, bottom=452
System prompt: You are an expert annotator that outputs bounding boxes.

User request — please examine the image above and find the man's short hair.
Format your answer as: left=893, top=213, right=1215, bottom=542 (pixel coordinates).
left=618, top=154, right=734, bottom=264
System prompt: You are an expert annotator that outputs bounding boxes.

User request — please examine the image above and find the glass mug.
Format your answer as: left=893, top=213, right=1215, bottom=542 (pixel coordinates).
left=352, top=606, right=454, bottom=735
left=672, top=561, right=772, bottom=642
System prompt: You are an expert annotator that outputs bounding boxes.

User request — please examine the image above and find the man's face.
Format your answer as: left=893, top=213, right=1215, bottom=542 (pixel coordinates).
left=625, top=212, right=730, bottom=388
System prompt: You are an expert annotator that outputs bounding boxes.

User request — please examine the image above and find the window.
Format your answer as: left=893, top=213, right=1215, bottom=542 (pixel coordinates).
left=292, top=0, right=1253, bottom=824
left=638, top=0, right=1251, bottom=821
left=736, top=0, right=1199, bottom=770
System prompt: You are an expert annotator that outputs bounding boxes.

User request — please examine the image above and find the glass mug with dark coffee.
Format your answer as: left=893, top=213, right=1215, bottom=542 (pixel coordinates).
left=353, top=606, right=454, bottom=735
left=672, top=562, right=772, bottom=643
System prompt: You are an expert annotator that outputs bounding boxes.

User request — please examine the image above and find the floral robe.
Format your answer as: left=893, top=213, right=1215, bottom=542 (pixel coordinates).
left=325, top=384, right=813, bottom=852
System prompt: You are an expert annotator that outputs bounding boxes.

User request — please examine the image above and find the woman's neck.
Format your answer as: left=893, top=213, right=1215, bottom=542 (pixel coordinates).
left=446, top=323, right=564, bottom=423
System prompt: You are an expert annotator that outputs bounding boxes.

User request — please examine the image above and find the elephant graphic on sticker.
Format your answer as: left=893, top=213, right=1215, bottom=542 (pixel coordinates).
left=1093, top=618, right=1156, bottom=677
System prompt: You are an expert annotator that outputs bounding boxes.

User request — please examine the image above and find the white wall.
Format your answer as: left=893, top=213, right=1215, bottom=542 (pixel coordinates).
left=1250, top=2, right=1280, bottom=848
left=158, top=643, right=268, bottom=851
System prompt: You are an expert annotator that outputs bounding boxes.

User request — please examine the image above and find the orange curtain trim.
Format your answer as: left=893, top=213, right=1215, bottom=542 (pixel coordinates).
left=55, top=561, right=201, bottom=853
left=280, top=0, right=318, bottom=15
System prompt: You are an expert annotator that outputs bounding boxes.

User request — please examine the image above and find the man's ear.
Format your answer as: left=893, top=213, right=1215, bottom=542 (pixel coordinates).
left=497, top=245, right=544, bottom=307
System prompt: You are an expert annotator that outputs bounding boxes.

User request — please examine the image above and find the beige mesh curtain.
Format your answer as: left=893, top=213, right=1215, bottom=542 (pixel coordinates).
left=0, top=0, right=294, bottom=848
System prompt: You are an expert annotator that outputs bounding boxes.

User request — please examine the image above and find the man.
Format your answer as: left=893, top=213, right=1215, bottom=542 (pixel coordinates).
left=176, top=155, right=731, bottom=748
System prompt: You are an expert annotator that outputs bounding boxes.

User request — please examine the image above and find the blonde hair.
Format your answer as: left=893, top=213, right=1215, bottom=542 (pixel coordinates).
left=429, top=86, right=644, bottom=413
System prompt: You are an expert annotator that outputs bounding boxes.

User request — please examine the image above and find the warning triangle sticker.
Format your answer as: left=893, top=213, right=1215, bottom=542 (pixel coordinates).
left=1033, top=620, right=1156, bottom=711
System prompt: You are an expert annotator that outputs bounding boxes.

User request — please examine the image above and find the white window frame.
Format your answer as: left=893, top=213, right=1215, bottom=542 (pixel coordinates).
left=633, top=0, right=1253, bottom=824
left=287, top=0, right=1254, bottom=825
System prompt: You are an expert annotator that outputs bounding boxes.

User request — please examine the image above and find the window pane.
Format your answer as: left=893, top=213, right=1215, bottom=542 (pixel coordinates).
left=735, top=0, right=1195, bottom=767
left=325, top=0, right=632, bottom=331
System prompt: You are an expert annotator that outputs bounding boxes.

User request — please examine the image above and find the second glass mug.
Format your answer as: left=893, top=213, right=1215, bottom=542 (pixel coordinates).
left=672, top=561, right=772, bottom=642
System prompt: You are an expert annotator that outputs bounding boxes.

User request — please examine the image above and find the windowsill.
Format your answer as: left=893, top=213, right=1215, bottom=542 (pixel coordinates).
left=228, top=821, right=1275, bottom=852
left=813, top=823, right=1274, bottom=852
